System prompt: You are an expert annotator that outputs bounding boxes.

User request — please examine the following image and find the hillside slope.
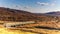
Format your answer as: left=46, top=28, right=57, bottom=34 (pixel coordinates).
left=0, top=7, right=37, bottom=21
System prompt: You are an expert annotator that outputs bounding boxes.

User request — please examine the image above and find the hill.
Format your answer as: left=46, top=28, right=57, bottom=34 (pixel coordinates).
left=0, top=7, right=37, bottom=22
left=0, top=7, right=57, bottom=22
left=45, top=11, right=60, bottom=16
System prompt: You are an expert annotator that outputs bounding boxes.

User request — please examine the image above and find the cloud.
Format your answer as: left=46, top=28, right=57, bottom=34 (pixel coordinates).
left=37, top=2, right=55, bottom=6
left=37, top=2, right=49, bottom=6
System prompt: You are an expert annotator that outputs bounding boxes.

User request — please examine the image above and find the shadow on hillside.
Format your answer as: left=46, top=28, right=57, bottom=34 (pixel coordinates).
left=34, top=26, right=60, bottom=30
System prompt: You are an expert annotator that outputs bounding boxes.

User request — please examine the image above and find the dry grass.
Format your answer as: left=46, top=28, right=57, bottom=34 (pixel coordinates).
left=0, top=21, right=60, bottom=34
left=0, top=26, right=60, bottom=34
left=17, top=27, right=60, bottom=34
left=0, top=27, right=36, bottom=34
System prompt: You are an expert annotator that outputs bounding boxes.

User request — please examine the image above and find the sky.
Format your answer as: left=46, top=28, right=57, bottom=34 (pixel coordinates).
left=0, top=0, right=60, bottom=13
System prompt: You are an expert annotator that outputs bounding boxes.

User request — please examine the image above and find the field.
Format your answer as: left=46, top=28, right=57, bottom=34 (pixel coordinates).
left=0, top=27, right=37, bottom=34
left=0, top=27, right=60, bottom=34
left=0, top=21, right=60, bottom=34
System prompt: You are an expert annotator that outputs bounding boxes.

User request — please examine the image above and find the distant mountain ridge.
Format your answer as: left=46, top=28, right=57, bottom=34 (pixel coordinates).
left=46, top=11, right=60, bottom=16
left=45, top=11, right=60, bottom=16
